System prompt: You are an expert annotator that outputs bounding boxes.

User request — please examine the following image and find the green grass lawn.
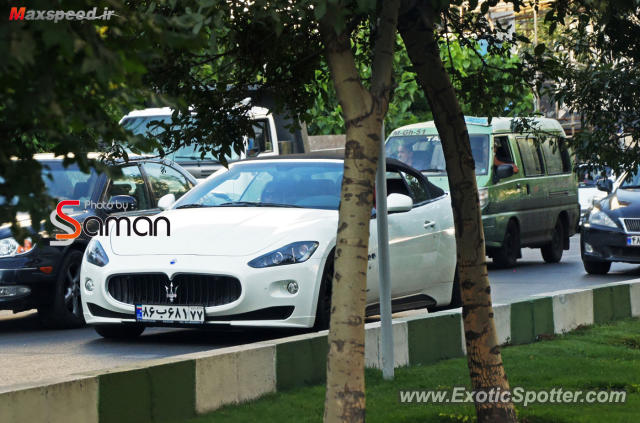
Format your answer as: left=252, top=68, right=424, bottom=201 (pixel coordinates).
left=187, top=319, right=640, bottom=423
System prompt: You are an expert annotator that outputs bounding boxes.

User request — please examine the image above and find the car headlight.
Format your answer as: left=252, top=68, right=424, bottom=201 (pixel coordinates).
left=0, top=237, right=34, bottom=257
left=588, top=209, right=618, bottom=228
left=86, top=240, right=109, bottom=267
left=248, top=241, right=319, bottom=268
left=478, top=188, right=489, bottom=209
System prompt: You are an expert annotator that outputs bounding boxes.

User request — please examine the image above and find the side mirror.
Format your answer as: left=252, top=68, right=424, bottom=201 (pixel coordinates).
left=157, top=193, right=176, bottom=210
left=596, top=178, right=613, bottom=193
left=494, top=164, right=515, bottom=181
left=387, top=193, right=413, bottom=213
left=106, top=195, right=137, bottom=213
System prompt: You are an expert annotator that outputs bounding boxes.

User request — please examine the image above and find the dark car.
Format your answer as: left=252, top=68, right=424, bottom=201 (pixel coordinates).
left=581, top=168, right=640, bottom=274
left=0, top=155, right=196, bottom=328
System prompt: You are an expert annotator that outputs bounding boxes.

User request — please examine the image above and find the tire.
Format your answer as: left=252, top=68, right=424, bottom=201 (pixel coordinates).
left=313, top=252, right=334, bottom=331
left=541, top=219, right=565, bottom=263
left=450, top=266, right=462, bottom=308
left=582, top=259, right=611, bottom=275
left=94, top=324, right=145, bottom=339
left=38, top=250, right=85, bottom=329
left=493, top=221, right=520, bottom=268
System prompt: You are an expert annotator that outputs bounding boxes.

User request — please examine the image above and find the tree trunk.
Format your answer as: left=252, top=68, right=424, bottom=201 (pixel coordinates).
left=319, top=2, right=399, bottom=421
left=398, top=4, right=517, bottom=423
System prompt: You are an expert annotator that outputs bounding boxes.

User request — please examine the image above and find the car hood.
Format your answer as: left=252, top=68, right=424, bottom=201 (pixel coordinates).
left=598, top=189, right=640, bottom=218
left=109, top=207, right=336, bottom=256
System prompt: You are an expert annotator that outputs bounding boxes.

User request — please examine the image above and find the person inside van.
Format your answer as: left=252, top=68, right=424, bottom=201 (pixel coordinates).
left=396, top=143, right=416, bottom=168
left=493, top=138, right=519, bottom=174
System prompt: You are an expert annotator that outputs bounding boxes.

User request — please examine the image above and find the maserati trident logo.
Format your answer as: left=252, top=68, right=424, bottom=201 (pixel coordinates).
left=165, top=282, right=179, bottom=303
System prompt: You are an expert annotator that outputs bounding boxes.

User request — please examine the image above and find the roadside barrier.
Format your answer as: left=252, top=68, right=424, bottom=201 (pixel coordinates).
left=1, top=279, right=639, bottom=423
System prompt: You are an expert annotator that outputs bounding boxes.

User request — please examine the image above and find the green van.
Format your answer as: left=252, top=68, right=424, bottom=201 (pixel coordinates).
left=385, top=117, right=580, bottom=267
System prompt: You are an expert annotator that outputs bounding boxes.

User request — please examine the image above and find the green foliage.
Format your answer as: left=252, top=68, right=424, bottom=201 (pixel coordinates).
left=305, top=32, right=533, bottom=136
left=531, top=0, right=640, bottom=173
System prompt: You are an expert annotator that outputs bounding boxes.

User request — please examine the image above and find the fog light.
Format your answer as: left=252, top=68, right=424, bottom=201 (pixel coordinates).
left=585, top=243, right=594, bottom=253
left=0, top=285, right=30, bottom=298
left=286, top=281, right=299, bottom=294
left=85, top=278, right=95, bottom=292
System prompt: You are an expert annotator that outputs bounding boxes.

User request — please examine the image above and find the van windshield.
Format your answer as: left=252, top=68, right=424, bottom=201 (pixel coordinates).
left=385, top=134, right=490, bottom=175
left=121, top=115, right=239, bottom=162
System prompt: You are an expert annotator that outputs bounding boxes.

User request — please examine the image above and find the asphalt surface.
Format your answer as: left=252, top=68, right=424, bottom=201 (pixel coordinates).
left=1, top=235, right=639, bottom=391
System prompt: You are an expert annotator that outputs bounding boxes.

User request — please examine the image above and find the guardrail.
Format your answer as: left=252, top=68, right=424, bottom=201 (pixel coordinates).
left=1, top=280, right=639, bottom=423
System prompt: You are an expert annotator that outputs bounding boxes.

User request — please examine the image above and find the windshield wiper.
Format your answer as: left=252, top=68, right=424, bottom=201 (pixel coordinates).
left=421, top=168, right=446, bottom=172
left=218, top=201, right=303, bottom=208
left=175, top=204, right=212, bottom=209
left=621, top=185, right=640, bottom=189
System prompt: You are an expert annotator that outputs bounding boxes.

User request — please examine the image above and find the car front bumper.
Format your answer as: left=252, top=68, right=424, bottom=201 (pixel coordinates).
left=581, top=224, right=640, bottom=263
left=0, top=250, right=61, bottom=311
left=80, top=253, right=325, bottom=329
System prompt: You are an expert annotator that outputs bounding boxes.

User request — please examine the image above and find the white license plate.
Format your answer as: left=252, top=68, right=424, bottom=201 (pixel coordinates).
left=627, top=236, right=640, bottom=246
left=135, top=305, right=205, bottom=323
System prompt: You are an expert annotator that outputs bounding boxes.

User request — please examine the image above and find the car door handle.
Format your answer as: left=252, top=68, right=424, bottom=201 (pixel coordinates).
left=424, top=220, right=436, bottom=229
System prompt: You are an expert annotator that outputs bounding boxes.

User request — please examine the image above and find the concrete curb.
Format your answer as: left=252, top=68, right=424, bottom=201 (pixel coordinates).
left=1, top=279, right=639, bottom=422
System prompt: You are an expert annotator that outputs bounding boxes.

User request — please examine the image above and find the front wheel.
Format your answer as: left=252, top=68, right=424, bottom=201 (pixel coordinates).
left=313, top=253, right=334, bottom=331
left=94, top=324, right=145, bottom=339
left=582, top=259, right=611, bottom=275
left=493, top=221, right=520, bottom=268
left=541, top=219, right=565, bottom=263
left=38, top=250, right=85, bottom=329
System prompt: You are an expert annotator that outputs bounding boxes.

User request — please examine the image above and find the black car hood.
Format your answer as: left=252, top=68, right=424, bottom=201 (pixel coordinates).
left=598, top=189, right=640, bottom=219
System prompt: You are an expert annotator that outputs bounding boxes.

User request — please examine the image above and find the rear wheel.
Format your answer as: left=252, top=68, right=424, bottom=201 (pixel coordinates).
left=313, top=252, right=334, bottom=331
left=94, top=324, right=145, bottom=339
left=493, top=221, right=520, bottom=268
left=38, top=250, right=85, bottom=329
left=541, top=219, right=565, bottom=263
left=450, top=266, right=462, bottom=308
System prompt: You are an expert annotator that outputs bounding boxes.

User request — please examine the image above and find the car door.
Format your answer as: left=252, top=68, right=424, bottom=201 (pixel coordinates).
left=102, top=164, right=152, bottom=215
left=141, top=161, right=196, bottom=211
left=381, top=170, right=439, bottom=297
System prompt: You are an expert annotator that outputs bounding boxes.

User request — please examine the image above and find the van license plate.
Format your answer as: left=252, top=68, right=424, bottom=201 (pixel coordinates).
left=136, top=305, right=205, bottom=323
left=627, top=236, right=640, bottom=246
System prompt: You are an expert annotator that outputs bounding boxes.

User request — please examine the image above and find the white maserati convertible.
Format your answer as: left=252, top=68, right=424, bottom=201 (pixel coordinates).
left=80, top=154, right=458, bottom=338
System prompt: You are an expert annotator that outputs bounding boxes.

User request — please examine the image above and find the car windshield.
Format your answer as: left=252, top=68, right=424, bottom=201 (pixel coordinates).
left=620, top=166, right=640, bottom=189
left=385, top=134, right=490, bottom=175
left=40, top=161, right=98, bottom=203
left=121, top=115, right=240, bottom=162
left=174, top=161, right=344, bottom=210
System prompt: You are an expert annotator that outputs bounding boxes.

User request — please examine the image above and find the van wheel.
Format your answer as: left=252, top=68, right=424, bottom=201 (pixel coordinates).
left=582, top=259, right=611, bottom=275
left=94, top=324, right=145, bottom=339
left=313, top=252, right=334, bottom=331
left=493, top=221, right=520, bottom=268
left=541, top=219, right=565, bottom=263
left=38, top=250, right=85, bottom=329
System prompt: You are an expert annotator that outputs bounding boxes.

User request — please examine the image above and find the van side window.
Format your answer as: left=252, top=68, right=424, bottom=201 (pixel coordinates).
left=540, top=138, right=564, bottom=175
left=516, top=137, right=544, bottom=176
left=494, top=136, right=514, bottom=163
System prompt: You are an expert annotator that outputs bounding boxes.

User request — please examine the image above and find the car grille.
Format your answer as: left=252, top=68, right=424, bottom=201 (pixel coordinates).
left=107, top=273, right=241, bottom=307
left=622, top=218, right=640, bottom=233
left=610, top=247, right=640, bottom=259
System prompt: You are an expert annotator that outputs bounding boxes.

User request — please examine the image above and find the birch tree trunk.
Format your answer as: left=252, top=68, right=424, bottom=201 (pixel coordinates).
left=319, top=1, right=399, bottom=421
left=398, top=3, right=517, bottom=422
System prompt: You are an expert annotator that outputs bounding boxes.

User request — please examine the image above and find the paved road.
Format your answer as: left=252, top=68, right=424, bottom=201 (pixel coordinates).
left=1, top=235, right=638, bottom=390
